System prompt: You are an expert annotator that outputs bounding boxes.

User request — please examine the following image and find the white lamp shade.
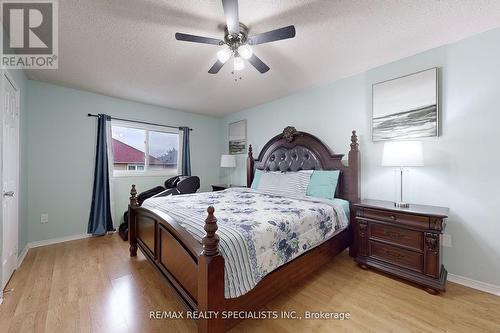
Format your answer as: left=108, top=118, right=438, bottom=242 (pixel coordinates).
left=220, top=154, right=236, bottom=168
left=382, top=141, right=424, bottom=167
left=217, top=47, right=232, bottom=63
left=237, top=44, right=253, bottom=59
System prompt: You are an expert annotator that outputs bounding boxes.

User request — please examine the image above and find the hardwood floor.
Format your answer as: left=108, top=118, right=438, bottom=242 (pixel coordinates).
left=1, top=234, right=499, bottom=333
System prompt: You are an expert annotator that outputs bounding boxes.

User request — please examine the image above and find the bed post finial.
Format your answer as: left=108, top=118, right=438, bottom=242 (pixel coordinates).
left=350, top=130, right=359, bottom=151
left=247, top=145, right=255, bottom=188
left=202, top=206, right=219, bottom=256
left=130, top=184, right=138, bottom=207
left=283, top=126, right=298, bottom=142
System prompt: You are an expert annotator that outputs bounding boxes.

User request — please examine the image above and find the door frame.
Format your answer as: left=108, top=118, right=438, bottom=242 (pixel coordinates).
left=1, top=69, right=20, bottom=293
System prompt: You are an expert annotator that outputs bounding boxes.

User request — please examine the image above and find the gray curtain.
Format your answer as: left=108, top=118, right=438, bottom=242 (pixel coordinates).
left=88, top=114, right=114, bottom=235
left=180, top=127, right=191, bottom=176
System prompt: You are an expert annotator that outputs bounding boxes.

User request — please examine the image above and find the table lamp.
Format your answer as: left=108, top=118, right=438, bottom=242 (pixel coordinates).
left=382, top=141, right=423, bottom=208
left=220, top=154, right=236, bottom=187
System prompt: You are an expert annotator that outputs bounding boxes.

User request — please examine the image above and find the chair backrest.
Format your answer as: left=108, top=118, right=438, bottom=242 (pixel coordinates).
left=165, top=175, right=182, bottom=189
left=137, top=185, right=166, bottom=206
left=176, top=176, right=200, bottom=194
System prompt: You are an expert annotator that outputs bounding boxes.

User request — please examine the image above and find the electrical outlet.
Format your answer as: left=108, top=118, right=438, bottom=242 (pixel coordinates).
left=40, top=213, right=49, bottom=224
left=441, top=234, right=452, bottom=247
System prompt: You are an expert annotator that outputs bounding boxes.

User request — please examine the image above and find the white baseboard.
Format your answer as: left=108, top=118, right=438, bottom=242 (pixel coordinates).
left=27, top=233, right=91, bottom=249
left=448, top=274, right=500, bottom=296
left=16, top=233, right=115, bottom=269
left=14, top=234, right=91, bottom=271
left=17, top=245, right=29, bottom=268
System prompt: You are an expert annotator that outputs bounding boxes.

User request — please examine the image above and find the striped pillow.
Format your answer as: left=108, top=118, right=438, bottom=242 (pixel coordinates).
left=257, top=170, right=313, bottom=197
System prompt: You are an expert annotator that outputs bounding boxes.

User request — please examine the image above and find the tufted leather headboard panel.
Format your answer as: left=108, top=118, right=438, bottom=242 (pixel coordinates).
left=263, top=146, right=321, bottom=172
left=247, top=126, right=360, bottom=204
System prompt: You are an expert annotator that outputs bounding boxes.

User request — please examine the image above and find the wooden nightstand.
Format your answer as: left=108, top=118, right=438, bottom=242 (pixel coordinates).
left=353, top=199, right=449, bottom=295
left=211, top=184, right=246, bottom=192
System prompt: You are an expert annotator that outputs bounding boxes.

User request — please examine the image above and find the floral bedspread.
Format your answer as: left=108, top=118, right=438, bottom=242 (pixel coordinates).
left=141, top=188, right=349, bottom=298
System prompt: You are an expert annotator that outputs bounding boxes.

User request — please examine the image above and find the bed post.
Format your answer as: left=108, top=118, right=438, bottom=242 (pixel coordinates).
left=348, top=130, right=360, bottom=202
left=348, top=131, right=360, bottom=258
left=129, top=184, right=138, bottom=257
left=247, top=144, right=254, bottom=188
left=198, top=206, right=224, bottom=333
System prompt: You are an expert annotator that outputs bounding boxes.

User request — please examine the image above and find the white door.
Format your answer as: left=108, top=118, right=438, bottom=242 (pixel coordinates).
left=1, top=73, right=19, bottom=290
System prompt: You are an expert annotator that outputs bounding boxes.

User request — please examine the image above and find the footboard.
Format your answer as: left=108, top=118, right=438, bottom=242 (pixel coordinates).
left=128, top=185, right=225, bottom=333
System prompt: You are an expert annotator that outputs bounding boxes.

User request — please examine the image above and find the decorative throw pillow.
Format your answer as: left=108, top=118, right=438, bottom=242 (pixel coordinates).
left=306, top=170, right=341, bottom=200
left=257, top=170, right=312, bottom=197
left=251, top=169, right=263, bottom=189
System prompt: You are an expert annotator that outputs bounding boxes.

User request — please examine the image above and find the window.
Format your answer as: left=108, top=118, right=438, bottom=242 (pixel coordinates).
left=127, top=164, right=145, bottom=171
left=111, top=121, right=180, bottom=176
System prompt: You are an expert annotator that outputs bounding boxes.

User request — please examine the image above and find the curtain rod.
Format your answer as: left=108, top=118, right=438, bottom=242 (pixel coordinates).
left=87, top=113, right=193, bottom=131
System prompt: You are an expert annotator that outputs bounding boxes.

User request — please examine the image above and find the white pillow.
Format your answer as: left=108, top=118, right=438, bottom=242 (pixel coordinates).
left=257, top=170, right=313, bottom=197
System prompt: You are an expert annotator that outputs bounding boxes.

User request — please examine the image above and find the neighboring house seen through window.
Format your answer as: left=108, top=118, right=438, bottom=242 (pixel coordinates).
left=111, top=121, right=180, bottom=176
left=127, top=164, right=145, bottom=171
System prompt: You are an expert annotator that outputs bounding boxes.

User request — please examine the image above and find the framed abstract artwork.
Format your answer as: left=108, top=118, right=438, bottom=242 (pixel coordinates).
left=228, top=120, right=246, bottom=154
left=372, top=68, right=439, bottom=141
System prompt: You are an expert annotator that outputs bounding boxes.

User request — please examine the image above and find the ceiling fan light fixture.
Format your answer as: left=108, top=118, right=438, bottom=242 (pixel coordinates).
left=234, top=56, right=244, bottom=71
left=238, top=44, right=252, bottom=59
left=175, top=0, right=296, bottom=74
left=217, top=47, right=232, bottom=63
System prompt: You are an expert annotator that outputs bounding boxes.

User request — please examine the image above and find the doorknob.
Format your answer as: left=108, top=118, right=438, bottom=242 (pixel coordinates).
left=3, top=191, right=14, bottom=197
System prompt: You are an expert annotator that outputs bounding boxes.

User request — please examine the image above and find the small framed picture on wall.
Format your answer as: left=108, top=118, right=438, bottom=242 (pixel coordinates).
left=372, top=67, right=439, bottom=141
left=228, top=120, right=247, bottom=155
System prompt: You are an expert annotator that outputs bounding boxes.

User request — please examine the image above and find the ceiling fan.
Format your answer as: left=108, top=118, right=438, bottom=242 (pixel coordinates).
left=174, top=0, right=296, bottom=74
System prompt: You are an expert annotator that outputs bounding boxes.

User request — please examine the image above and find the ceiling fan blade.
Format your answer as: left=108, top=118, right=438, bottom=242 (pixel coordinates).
left=208, top=60, right=225, bottom=74
left=175, top=33, right=223, bottom=45
left=249, top=25, right=296, bottom=45
left=247, top=54, right=270, bottom=74
left=222, top=0, right=239, bottom=35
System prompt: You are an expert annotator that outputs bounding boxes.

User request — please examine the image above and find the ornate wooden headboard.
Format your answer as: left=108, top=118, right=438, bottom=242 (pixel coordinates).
left=246, top=126, right=360, bottom=204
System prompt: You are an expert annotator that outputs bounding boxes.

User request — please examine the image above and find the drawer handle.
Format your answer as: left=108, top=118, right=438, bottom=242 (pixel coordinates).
left=390, top=215, right=396, bottom=220
left=384, top=230, right=404, bottom=239
left=384, top=250, right=404, bottom=258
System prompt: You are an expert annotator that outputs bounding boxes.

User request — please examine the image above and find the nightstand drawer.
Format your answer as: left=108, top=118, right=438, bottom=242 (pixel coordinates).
left=369, top=241, right=423, bottom=272
left=370, top=224, right=423, bottom=251
left=361, top=208, right=429, bottom=229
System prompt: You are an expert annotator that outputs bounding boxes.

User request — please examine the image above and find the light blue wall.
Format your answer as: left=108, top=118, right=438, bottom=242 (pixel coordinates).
left=221, top=28, right=500, bottom=286
left=26, top=81, right=221, bottom=243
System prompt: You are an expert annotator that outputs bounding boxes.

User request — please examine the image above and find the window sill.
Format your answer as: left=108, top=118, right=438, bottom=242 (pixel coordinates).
left=112, top=171, right=179, bottom=178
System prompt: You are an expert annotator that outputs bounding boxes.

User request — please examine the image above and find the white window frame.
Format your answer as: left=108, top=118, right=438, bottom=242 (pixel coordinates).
left=110, top=120, right=181, bottom=178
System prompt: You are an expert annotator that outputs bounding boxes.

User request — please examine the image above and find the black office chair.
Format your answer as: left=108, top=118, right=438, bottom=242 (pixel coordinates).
left=118, top=175, right=200, bottom=241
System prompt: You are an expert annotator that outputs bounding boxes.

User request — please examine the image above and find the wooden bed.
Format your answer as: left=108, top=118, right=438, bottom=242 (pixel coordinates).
left=128, top=126, right=360, bottom=333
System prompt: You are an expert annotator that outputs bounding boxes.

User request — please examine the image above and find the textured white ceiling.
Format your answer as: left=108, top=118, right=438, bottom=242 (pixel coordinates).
left=26, top=0, right=500, bottom=116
